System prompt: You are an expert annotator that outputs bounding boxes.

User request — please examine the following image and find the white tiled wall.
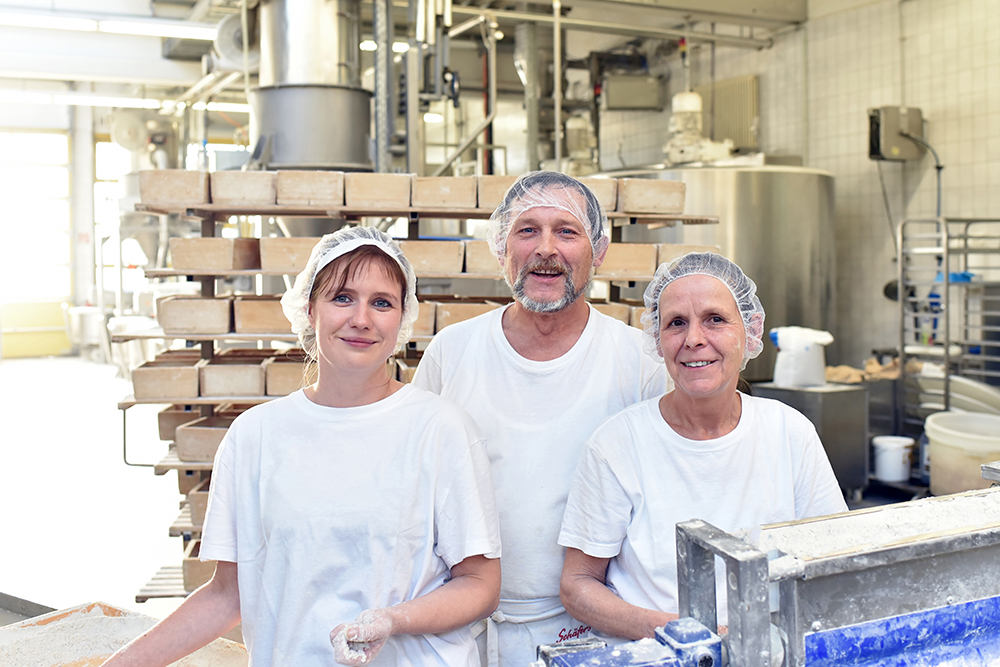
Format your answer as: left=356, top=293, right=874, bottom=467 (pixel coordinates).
left=600, top=0, right=1000, bottom=368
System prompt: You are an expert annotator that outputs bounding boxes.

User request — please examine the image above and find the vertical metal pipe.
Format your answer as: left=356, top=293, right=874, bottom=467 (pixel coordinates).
left=374, top=0, right=393, bottom=172
left=553, top=0, right=562, bottom=169
left=522, top=23, right=540, bottom=171
left=406, top=46, right=425, bottom=175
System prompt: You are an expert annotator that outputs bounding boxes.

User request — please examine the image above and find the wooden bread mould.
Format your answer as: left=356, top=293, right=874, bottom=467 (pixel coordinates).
left=138, top=169, right=209, bottom=206
left=169, top=237, right=260, bottom=271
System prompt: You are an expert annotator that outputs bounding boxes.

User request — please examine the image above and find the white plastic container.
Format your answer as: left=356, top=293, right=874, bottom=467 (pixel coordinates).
left=872, top=436, right=915, bottom=483
left=923, top=412, right=1000, bottom=496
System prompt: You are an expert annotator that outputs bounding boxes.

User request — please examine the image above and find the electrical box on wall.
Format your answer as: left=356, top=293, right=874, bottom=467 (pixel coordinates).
left=869, top=106, right=925, bottom=161
left=603, top=75, right=665, bottom=111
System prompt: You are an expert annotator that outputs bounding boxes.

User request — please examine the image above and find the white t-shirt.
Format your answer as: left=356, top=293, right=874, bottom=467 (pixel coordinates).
left=412, top=304, right=668, bottom=602
left=558, top=393, right=847, bottom=630
left=200, top=385, right=502, bottom=667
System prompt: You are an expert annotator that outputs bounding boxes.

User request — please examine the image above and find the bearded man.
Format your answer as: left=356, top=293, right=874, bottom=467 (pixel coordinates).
left=413, top=171, right=668, bottom=667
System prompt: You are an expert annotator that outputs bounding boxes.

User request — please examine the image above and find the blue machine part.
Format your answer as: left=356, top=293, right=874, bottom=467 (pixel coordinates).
left=549, top=618, right=722, bottom=667
left=805, top=594, right=1000, bottom=666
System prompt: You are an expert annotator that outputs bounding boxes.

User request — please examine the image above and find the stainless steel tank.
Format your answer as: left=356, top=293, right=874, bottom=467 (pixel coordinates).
left=606, top=165, right=836, bottom=381
left=252, top=0, right=372, bottom=170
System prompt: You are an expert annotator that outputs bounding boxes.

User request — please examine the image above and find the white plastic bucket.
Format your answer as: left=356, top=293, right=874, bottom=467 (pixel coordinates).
left=872, top=436, right=915, bottom=483
left=923, top=412, right=1000, bottom=496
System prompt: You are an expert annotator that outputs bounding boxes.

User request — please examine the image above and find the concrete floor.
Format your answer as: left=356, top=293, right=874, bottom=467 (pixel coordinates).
left=0, top=356, right=185, bottom=620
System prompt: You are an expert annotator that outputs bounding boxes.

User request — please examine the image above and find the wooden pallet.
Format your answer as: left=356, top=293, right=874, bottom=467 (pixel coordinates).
left=136, top=565, right=187, bottom=602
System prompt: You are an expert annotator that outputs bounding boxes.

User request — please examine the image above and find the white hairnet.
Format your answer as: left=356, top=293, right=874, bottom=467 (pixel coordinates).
left=641, top=251, right=765, bottom=370
left=486, top=171, right=610, bottom=270
left=280, top=227, right=418, bottom=357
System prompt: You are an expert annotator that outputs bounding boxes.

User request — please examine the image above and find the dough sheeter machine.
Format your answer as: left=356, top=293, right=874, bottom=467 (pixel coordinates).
left=535, top=460, right=1000, bottom=667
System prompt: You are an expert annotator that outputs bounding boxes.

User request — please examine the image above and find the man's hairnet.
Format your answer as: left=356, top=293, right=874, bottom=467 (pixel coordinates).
left=486, top=171, right=611, bottom=268
left=280, top=226, right=418, bottom=357
left=641, top=251, right=765, bottom=370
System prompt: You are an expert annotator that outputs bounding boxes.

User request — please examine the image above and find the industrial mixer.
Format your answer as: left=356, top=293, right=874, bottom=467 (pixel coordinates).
left=534, top=463, right=1000, bottom=666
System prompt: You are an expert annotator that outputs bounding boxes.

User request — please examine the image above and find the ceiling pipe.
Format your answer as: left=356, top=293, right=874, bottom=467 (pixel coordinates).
left=449, top=5, right=771, bottom=49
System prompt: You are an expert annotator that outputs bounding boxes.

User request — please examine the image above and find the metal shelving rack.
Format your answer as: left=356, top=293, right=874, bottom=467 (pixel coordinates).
left=897, top=216, right=1000, bottom=433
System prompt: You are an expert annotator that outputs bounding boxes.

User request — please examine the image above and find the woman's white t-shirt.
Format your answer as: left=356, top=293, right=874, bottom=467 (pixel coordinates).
left=200, top=384, right=502, bottom=667
left=558, top=393, right=847, bottom=631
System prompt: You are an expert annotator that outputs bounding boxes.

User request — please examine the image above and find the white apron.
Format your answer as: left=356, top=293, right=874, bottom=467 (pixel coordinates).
left=475, top=597, right=593, bottom=667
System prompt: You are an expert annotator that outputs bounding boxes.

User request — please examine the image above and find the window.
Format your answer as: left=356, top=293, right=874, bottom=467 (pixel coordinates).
left=0, top=131, right=72, bottom=303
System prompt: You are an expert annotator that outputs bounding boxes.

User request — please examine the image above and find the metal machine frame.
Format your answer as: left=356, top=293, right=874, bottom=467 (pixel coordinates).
left=677, top=486, right=1000, bottom=666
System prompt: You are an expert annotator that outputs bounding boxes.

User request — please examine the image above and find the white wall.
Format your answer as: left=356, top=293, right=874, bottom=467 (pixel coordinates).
left=599, top=0, right=1000, bottom=368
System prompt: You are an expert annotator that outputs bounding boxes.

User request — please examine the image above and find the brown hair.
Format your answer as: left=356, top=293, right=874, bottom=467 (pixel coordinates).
left=308, top=245, right=407, bottom=309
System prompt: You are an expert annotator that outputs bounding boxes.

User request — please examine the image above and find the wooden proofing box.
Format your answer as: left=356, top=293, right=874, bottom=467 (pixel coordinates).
left=178, top=469, right=210, bottom=495
left=616, top=179, right=686, bottom=214
left=176, top=416, right=234, bottom=462
left=477, top=174, right=519, bottom=210
left=657, top=243, right=723, bottom=265
left=199, top=357, right=266, bottom=397
left=578, top=177, right=618, bottom=212
left=157, top=405, right=200, bottom=441
left=435, top=301, right=501, bottom=333
left=590, top=301, right=631, bottom=324
left=157, top=296, right=232, bottom=335
left=210, top=170, right=277, bottom=205
left=275, top=170, right=344, bottom=206
left=412, top=299, right=437, bottom=336
left=234, top=296, right=291, bottom=334
left=187, top=477, right=211, bottom=527
left=398, top=240, right=465, bottom=274
left=396, top=358, right=419, bottom=383
left=344, top=172, right=412, bottom=208
left=259, top=237, right=321, bottom=273
left=463, top=240, right=499, bottom=275
left=183, top=539, right=216, bottom=592
left=265, top=355, right=310, bottom=396
left=630, top=306, right=647, bottom=330
left=138, top=170, right=210, bottom=206
left=595, top=243, right=658, bottom=278
left=411, top=176, right=478, bottom=208
left=132, top=359, right=203, bottom=400
left=169, top=238, right=260, bottom=271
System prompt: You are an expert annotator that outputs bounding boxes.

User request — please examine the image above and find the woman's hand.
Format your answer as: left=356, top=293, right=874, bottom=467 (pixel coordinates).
left=331, top=609, right=394, bottom=666
left=330, top=555, right=499, bottom=664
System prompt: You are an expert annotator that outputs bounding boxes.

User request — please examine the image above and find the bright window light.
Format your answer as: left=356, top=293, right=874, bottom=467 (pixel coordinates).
left=0, top=11, right=97, bottom=31
left=360, top=40, right=377, bottom=51
left=423, top=112, right=444, bottom=123
left=202, top=101, right=252, bottom=113
left=98, top=19, right=217, bottom=41
left=51, top=94, right=162, bottom=109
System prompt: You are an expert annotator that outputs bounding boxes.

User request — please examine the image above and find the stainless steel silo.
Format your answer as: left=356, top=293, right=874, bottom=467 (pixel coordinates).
left=252, top=0, right=372, bottom=171
left=606, top=166, right=836, bottom=381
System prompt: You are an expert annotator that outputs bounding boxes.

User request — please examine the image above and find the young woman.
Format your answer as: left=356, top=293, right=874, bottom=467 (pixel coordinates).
left=557, top=252, right=846, bottom=641
left=103, top=227, right=501, bottom=667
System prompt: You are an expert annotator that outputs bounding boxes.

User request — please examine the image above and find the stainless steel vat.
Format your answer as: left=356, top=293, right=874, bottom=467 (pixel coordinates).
left=606, top=165, right=836, bottom=381
left=252, top=0, right=372, bottom=171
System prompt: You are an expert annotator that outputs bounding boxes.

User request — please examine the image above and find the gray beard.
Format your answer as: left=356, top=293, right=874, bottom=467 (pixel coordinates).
left=511, top=261, right=590, bottom=313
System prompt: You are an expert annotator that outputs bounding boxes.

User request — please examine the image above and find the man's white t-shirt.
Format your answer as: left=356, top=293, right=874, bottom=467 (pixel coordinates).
left=558, top=393, right=847, bottom=632
left=200, top=385, right=502, bottom=667
left=412, top=304, right=668, bottom=603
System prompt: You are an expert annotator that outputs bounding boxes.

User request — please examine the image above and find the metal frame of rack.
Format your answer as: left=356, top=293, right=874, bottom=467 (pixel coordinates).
left=897, top=216, right=1000, bottom=432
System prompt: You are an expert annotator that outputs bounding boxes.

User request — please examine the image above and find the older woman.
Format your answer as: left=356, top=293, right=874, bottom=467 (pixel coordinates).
left=102, top=227, right=501, bottom=667
left=557, top=252, right=846, bottom=641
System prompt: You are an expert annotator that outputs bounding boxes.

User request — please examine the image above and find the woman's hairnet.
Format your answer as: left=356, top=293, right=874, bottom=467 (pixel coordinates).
left=280, top=226, right=419, bottom=357
left=486, top=171, right=610, bottom=268
left=641, top=251, right=765, bottom=370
